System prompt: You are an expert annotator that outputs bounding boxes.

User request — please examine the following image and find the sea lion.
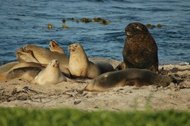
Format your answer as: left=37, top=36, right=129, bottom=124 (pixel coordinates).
left=0, top=62, right=43, bottom=81
left=85, top=68, right=172, bottom=92
left=16, top=48, right=39, bottom=63
left=17, top=44, right=70, bottom=76
left=34, top=59, right=66, bottom=85
left=122, top=22, right=158, bottom=72
left=49, top=40, right=65, bottom=54
left=21, top=44, right=69, bottom=65
left=68, top=43, right=114, bottom=79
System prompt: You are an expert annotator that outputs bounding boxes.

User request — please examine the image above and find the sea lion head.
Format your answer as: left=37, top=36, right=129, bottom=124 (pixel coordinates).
left=49, top=59, right=59, bottom=68
left=16, top=47, right=39, bottom=63
left=49, top=40, right=58, bottom=49
left=49, top=40, right=65, bottom=54
left=21, top=45, right=37, bottom=55
left=68, top=43, right=84, bottom=54
left=22, top=44, right=34, bottom=51
left=125, top=22, right=149, bottom=37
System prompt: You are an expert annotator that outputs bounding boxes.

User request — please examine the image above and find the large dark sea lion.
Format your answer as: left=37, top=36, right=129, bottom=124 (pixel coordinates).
left=68, top=43, right=114, bottom=79
left=122, top=22, right=158, bottom=72
left=85, top=68, right=172, bottom=92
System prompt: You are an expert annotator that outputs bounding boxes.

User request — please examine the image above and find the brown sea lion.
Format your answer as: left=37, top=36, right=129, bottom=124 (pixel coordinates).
left=0, top=62, right=43, bottom=81
left=49, top=40, right=65, bottom=54
left=16, top=44, right=70, bottom=76
left=85, top=68, right=172, bottom=92
left=122, top=22, right=158, bottom=72
left=34, top=59, right=66, bottom=85
left=16, top=48, right=39, bottom=63
left=21, top=44, right=68, bottom=65
left=68, top=43, right=114, bottom=79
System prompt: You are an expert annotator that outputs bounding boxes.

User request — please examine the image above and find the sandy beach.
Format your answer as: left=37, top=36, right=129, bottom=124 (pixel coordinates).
left=0, top=58, right=189, bottom=111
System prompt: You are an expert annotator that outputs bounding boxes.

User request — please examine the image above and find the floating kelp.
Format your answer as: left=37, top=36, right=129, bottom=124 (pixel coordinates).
left=80, top=17, right=93, bottom=23
left=62, top=24, right=69, bottom=29
left=61, top=19, right=69, bottom=29
left=146, top=23, right=163, bottom=29
left=156, top=24, right=162, bottom=28
left=47, top=17, right=110, bottom=30
left=47, top=23, right=53, bottom=29
left=62, top=19, right=66, bottom=23
left=64, top=17, right=111, bottom=25
left=68, top=18, right=80, bottom=23
left=93, top=17, right=110, bottom=25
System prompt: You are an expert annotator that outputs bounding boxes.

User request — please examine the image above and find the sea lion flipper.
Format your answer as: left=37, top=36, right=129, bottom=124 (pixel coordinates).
left=60, top=66, right=72, bottom=78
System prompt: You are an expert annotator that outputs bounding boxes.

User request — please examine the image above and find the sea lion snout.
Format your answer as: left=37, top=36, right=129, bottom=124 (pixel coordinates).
left=69, top=43, right=80, bottom=52
left=51, top=59, right=59, bottom=67
left=69, top=46, right=75, bottom=52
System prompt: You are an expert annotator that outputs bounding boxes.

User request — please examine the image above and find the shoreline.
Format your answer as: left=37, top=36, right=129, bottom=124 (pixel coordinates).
left=0, top=58, right=190, bottom=111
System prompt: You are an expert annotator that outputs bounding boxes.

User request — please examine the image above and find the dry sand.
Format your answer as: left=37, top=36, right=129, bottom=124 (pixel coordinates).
left=0, top=58, right=189, bottom=111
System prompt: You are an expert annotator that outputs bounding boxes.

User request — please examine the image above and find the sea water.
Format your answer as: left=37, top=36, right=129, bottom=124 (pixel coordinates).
left=0, top=0, right=189, bottom=64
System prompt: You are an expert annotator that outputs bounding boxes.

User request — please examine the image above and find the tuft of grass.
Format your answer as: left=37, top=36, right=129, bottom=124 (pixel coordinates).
left=0, top=107, right=189, bottom=126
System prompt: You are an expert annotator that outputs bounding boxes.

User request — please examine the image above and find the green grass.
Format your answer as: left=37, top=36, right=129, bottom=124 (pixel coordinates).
left=0, top=107, right=189, bottom=126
